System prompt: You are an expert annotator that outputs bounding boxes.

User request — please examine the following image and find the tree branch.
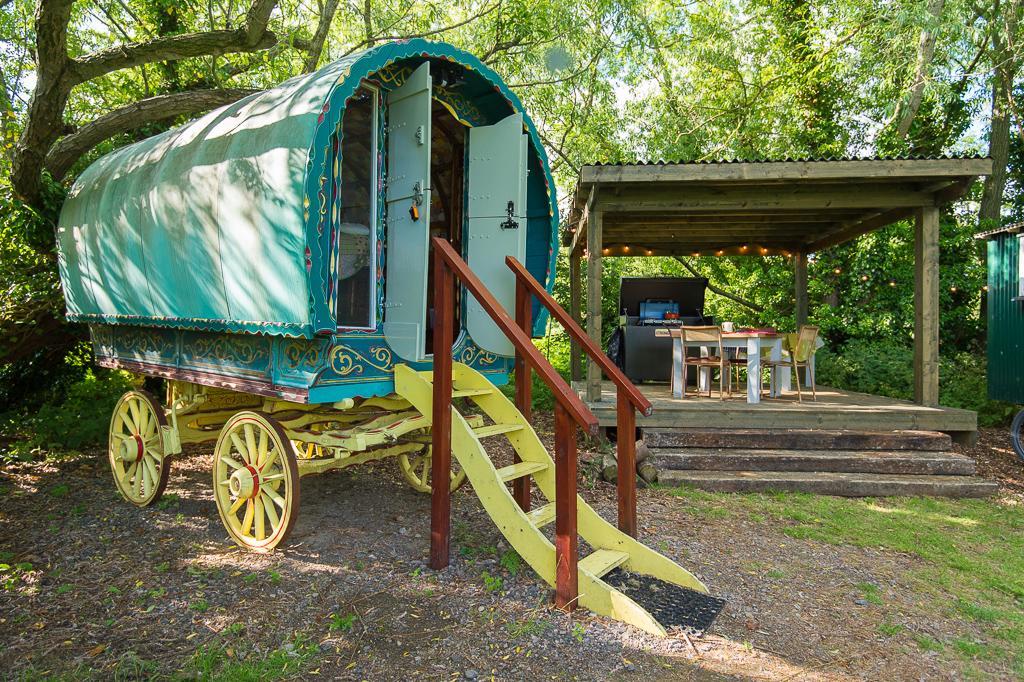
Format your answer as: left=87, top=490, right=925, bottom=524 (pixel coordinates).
left=673, top=257, right=765, bottom=313
left=302, top=0, right=342, bottom=73
left=890, top=0, right=945, bottom=139
left=44, top=88, right=260, bottom=181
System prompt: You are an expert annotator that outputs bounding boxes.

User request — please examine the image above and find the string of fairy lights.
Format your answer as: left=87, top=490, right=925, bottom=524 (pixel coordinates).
left=585, top=245, right=985, bottom=293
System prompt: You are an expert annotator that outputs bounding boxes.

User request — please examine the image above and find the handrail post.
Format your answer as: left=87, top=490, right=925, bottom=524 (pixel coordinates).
left=430, top=247, right=454, bottom=571
left=616, top=388, right=637, bottom=536
left=513, top=278, right=532, bottom=512
left=553, top=400, right=578, bottom=611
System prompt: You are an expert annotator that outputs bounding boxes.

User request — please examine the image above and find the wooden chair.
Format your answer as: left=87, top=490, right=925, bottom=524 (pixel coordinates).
left=681, top=326, right=730, bottom=400
left=764, top=325, right=819, bottom=401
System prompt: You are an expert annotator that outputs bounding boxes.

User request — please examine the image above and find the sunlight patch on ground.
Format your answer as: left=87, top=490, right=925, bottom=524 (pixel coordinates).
left=863, top=502, right=979, bottom=527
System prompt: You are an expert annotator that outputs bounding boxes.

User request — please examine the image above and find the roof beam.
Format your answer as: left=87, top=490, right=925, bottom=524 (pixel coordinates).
left=805, top=207, right=913, bottom=252
left=595, top=186, right=937, bottom=212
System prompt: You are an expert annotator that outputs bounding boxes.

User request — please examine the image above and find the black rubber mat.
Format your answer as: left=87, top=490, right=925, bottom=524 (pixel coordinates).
left=602, top=569, right=726, bottom=635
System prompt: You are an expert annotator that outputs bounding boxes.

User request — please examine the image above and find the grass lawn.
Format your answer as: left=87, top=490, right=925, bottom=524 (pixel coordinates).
left=659, top=484, right=1024, bottom=676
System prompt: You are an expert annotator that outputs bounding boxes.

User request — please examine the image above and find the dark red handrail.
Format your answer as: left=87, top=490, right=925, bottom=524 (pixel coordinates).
left=429, top=237, right=595, bottom=611
left=506, top=255, right=651, bottom=537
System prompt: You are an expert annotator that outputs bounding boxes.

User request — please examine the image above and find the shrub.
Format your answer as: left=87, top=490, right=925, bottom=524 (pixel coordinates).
left=17, top=369, right=136, bottom=454
left=816, top=340, right=1015, bottom=427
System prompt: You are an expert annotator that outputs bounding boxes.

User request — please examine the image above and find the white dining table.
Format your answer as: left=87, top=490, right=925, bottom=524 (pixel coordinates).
left=655, top=329, right=789, bottom=404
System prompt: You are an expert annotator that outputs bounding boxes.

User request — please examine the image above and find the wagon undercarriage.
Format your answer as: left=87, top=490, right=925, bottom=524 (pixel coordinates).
left=108, top=381, right=466, bottom=551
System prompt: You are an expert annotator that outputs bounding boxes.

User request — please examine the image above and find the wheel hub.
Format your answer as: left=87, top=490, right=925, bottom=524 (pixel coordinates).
left=229, top=466, right=261, bottom=499
left=120, top=433, right=145, bottom=462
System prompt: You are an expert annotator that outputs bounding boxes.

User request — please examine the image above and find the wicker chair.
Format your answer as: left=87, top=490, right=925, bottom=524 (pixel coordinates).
left=681, top=326, right=731, bottom=400
left=764, top=325, right=819, bottom=401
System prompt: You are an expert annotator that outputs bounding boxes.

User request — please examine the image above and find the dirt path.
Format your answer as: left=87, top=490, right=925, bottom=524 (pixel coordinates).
left=1, top=425, right=1020, bottom=680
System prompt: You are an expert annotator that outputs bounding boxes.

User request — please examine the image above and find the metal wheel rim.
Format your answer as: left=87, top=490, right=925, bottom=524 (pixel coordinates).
left=1011, top=409, right=1024, bottom=463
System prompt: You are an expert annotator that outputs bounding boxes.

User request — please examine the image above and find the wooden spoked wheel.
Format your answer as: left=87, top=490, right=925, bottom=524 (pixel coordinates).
left=109, top=390, right=170, bottom=507
left=212, top=411, right=299, bottom=552
left=398, top=446, right=467, bottom=494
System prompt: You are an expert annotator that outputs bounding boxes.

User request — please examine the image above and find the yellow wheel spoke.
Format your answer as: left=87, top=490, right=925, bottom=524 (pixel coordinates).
left=143, top=455, right=159, bottom=489
left=261, top=473, right=285, bottom=482
left=262, top=486, right=286, bottom=509
left=221, top=455, right=244, bottom=470
left=121, top=462, right=137, bottom=488
left=244, top=424, right=257, bottom=467
left=229, top=495, right=247, bottom=514
left=127, top=399, right=141, bottom=432
left=138, top=405, right=149, bottom=440
left=229, top=433, right=250, bottom=463
left=137, top=459, right=147, bottom=498
left=240, top=500, right=254, bottom=535
left=254, top=496, right=265, bottom=541
left=262, top=492, right=280, bottom=531
left=257, top=429, right=268, bottom=467
left=261, top=446, right=279, bottom=471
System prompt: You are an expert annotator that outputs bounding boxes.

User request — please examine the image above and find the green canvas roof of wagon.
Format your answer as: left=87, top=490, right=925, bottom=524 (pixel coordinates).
left=56, top=39, right=559, bottom=339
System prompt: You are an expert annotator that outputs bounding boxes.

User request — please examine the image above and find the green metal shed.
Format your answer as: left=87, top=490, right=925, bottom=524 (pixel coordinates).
left=981, top=221, right=1024, bottom=404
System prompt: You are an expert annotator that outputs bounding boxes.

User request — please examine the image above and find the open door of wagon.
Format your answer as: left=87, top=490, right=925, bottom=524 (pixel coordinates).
left=465, top=113, right=529, bottom=357
left=384, top=62, right=432, bottom=362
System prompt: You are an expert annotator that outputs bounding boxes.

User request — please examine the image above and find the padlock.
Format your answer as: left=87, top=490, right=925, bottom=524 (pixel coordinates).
left=409, top=204, right=419, bottom=221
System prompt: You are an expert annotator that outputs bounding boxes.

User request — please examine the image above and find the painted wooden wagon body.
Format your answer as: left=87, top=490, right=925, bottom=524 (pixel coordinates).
left=57, top=40, right=719, bottom=635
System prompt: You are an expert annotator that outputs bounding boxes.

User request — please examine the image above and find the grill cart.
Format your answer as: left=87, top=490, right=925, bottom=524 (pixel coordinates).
left=57, top=39, right=721, bottom=636
left=980, top=221, right=1024, bottom=461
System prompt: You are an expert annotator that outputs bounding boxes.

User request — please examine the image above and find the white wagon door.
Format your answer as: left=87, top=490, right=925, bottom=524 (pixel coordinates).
left=384, top=62, right=432, bottom=362
left=465, top=113, right=529, bottom=357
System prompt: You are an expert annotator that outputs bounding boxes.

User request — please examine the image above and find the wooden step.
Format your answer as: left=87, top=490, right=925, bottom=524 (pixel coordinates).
left=652, top=448, right=976, bottom=476
left=659, top=470, right=998, bottom=498
left=473, top=423, right=524, bottom=439
left=525, top=502, right=556, bottom=528
left=579, top=549, right=630, bottom=578
left=496, top=461, right=548, bottom=482
left=643, top=428, right=952, bottom=451
left=452, top=388, right=493, bottom=398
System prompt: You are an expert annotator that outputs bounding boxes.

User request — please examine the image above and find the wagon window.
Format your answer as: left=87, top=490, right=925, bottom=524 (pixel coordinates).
left=335, top=87, right=378, bottom=329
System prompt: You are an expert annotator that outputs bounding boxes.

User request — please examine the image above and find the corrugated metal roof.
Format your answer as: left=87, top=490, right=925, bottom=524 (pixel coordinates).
left=976, top=222, right=1024, bottom=239
left=585, top=154, right=990, bottom=166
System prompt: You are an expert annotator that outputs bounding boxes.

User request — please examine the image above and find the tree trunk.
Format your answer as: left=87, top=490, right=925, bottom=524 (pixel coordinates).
left=979, top=0, right=1021, bottom=227
left=893, top=0, right=945, bottom=140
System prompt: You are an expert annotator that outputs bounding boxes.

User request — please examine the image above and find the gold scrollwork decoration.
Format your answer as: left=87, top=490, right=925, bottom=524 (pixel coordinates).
left=328, top=344, right=395, bottom=377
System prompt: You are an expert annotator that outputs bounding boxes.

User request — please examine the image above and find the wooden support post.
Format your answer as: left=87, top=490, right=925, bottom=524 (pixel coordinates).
left=794, top=251, right=808, bottom=329
left=569, top=250, right=583, bottom=383
left=914, top=206, right=940, bottom=406
left=615, top=388, right=637, bottom=537
left=586, top=210, right=603, bottom=402
left=430, top=249, right=454, bottom=570
left=553, top=401, right=578, bottom=611
left=513, top=280, right=532, bottom=512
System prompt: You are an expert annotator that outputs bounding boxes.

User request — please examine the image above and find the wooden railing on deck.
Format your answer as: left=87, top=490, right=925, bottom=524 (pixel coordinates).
left=506, top=256, right=654, bottom=537
left=429, top=237, right=598, bottom=610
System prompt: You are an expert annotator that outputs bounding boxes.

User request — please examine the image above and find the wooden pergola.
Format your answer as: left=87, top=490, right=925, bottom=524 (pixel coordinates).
left=564, top=157, right=992, bottom=407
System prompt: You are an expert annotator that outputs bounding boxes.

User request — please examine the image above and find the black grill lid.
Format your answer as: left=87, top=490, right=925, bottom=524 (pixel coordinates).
left=618, top=277, right=709, bottom=317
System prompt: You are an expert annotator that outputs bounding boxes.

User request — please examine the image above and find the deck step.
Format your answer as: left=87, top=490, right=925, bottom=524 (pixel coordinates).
left=652, top=448, right=975, bottom=476
left=525, top=502, right=556, bottom=528
left=452, top=388, right=494, bottom=398
left=473, top=423, right=524, bottom=439
left=579, top=549, right=630, bottom=578
left=643, top=428, right=952, bottom=451
left=496, top=461, right=548, bottom=482
left=659, top=470, right=998, bottom=498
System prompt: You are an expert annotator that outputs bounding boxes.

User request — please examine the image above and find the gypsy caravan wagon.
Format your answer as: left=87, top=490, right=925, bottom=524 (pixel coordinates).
left=980, top=221, right=1024, bottom=461
left=57, top=40, right=721, bottom=635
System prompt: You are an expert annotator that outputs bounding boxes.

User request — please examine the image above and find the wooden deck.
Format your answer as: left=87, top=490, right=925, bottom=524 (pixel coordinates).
left=578, top=382, right=977, bottom=441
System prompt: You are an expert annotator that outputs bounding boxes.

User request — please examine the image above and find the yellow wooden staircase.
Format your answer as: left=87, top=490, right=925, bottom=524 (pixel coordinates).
left=395, top=362, right=711, bottom=637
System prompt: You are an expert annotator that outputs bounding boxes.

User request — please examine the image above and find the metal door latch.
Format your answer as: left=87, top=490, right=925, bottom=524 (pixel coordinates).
left=500, top=201, right=519, bottom=230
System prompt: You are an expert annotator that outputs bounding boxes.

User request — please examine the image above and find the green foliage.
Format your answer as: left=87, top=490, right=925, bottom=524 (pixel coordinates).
left=816, top=339, right=1016, bottom=426
left=480, top=570, right=504, bottom=593
left=10, top=370, right=136, bottom=454
left=328, top=612, right=356, bottom=632
left=189, top=635, right=318, bottom=680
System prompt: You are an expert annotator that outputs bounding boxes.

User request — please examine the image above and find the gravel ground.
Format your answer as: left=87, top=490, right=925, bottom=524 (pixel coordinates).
left=0, top=422, right=1020, bottom=680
